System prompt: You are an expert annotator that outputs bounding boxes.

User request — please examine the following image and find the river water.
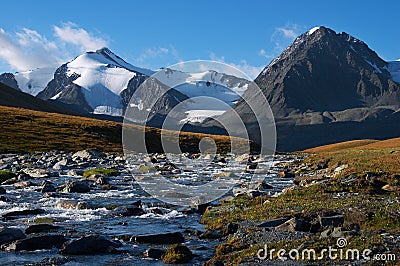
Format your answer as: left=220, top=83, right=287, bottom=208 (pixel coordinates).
left=0, top=152, right=294, bottom=265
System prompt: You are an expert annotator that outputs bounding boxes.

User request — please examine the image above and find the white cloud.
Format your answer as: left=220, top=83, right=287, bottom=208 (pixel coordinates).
left=0, top=28, right=61, bottom=71
left=276, top=26, right=299, bottom=39
left=54, top=22, right=108, bottom=52
left=0, top=23, right=108, bottom=72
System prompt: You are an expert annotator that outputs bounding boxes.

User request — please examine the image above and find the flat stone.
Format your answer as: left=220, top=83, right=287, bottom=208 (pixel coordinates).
left=257, top=217, right=290, bottom=228
left=2, top=209, right=46, bottom=220
left=318, top=215, right=344, bottom=228
left=275, top=218, right=311, bottom=232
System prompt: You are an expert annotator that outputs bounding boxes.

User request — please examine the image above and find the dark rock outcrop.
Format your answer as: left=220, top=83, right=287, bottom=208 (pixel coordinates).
left=60, top=235, right=122, bottom=255
left=2, top=209, right=46, bottom=220
left=0, top=228, right=26, bottom=245
left=6, top=235, right=67, bottom=251
left=0, top=73, right=19, bottom=90
left=212, top=26, right=400, bottom=151
left=25, top=224, right=60, bottom=234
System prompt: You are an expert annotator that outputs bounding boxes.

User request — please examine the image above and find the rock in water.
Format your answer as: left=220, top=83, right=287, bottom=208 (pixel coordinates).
left=40, top=181, right=56, bottom=193
left=130, top=232, right=184, bottom=244
left=162, top=244, right=193, bottom=264
left=25, top=224, right=60, bottom=234
left=2, top=209, right=46, bottom=219
left=60, top=235, right=122, bottom=255
left=0, top=227, right=26, bottom=245
left=112, top=206, right=145, bottom=217
left=62, top=180, right=90, bottom=193
left=6, top=235, right=67, bottom=251
left=52, top=158, right=69, bottom=170
left=144, top=248, right=166, bottom=259
left=72, top=150, right=104, bottom=160
left=56, top=200, right=91, bottom=210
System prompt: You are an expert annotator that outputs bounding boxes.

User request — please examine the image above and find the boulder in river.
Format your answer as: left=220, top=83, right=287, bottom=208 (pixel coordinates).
left=0, top=186, right=6, bottom=194
left=0, top=227, right=26, bottom=245
left=13, top=181, right=37, bottom=189
left=2, top=209, right=46, bottom=220
left=72, top=150, right=105, bottom=160
left=130, top=232, right=184, bottom=244
left=144, top=248, right=166, bottom=259
left=40, top=181, right=56, bottom=193
left=56, top=200, right=91, bottom=210
left=25, top=224, right=60, bottom=234
left=60, top=235, right=122, bottom=255
left=22, top=168, right=51, bottom=178
left=62, top=180, right=90, bottom=193
left=6, top=234, right=67, bottom=251
left=162, top=244, right=193, bottom=264
left=52, top=158, right=69, bottom=170
left=112, top=206, right=145, bottom=217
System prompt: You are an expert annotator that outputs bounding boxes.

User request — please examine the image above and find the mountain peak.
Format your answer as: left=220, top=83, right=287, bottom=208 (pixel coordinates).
left=95, top=47, right=112, bottom=54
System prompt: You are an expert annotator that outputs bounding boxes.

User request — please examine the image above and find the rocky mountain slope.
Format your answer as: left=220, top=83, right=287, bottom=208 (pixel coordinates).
left=212, top=26, right=400, bottom=151
left=0, top=82, right=75, bottom=115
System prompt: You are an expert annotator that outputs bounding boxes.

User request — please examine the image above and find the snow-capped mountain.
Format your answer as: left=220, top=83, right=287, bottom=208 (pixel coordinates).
left=0, top=47, right=249, bottom=120
left=36, top=48, right=154, bottom=116
left=0, top=67, right=57, bottom=96
left=209, top=26, right=400, bottom=151
left=126, top=68, right=251, bottom=125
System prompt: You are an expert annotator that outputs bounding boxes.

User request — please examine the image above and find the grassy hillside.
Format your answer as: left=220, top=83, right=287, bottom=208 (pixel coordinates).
left=303, top=137, right=400, bottom=153
left=302, top=139, right=378, bottom=153
left=0, top=82, right=76, bottom=115
left=0, top=106, right=251, bottom=154
left=202, top=138, right=400, bottom=265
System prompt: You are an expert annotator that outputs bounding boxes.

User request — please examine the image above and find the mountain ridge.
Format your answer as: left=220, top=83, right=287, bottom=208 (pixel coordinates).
left=207, top=26, right=400, bottom=151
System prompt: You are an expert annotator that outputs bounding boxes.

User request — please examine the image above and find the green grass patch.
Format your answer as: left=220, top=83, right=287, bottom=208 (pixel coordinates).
left=83, top=168, right=120, bottom=178
left=0, top=170, right=16, bottom=183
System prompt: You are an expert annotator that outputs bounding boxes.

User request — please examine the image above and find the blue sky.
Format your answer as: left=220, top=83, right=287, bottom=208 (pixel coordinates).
left=0, top=0, right=399, bottom=78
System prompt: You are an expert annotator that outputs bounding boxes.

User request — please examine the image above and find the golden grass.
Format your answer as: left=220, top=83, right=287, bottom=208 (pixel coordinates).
left=0, top=106, right=251, bottom=154
left=354, top=137, right=400, bottom=150
left=302, top=139, right=378, bottom=153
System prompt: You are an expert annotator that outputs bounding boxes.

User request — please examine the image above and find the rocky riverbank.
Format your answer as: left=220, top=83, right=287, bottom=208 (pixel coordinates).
left=201, top=150, right=400, bottom=265
left=0, top=150, right=296, bottom=265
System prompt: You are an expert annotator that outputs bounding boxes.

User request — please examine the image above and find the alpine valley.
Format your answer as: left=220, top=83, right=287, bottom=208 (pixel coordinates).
left=1, top=26, right=400, bottom=151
